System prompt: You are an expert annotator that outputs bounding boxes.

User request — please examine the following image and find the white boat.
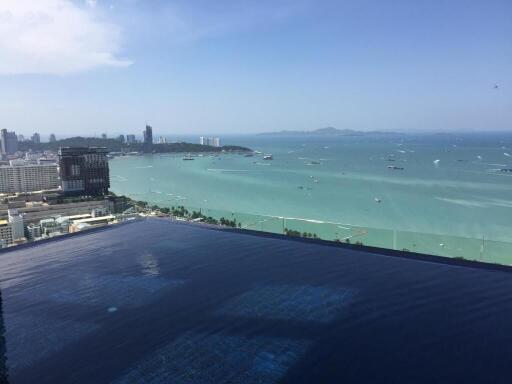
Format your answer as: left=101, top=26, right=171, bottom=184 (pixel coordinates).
left=263, top=154, right=273, bottom=160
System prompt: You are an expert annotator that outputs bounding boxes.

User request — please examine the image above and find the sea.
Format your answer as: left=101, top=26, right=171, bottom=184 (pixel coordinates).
left=109, top=132, right=512, bottom=244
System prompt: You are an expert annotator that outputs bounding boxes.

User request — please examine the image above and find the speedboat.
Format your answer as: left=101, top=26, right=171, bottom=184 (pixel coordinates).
left=263, top=154, right=273, bottom=160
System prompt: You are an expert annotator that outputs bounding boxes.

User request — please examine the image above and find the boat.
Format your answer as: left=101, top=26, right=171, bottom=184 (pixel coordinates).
left=374, top=198, right=382, bottom=203
left=310, top=161, right=321, bottom=165
left=263, top=154, right=273, bottom=160
left=387, top=165, right=404, bottom=170
left=182, top=154, right=195, bottom=161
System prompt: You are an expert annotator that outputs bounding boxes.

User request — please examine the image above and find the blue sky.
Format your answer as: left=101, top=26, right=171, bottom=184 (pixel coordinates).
left=0, top=0, right=511, bottom=138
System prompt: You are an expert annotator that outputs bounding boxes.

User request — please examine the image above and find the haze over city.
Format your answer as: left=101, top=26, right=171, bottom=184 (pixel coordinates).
left=0, top=0, right=511, bottom=137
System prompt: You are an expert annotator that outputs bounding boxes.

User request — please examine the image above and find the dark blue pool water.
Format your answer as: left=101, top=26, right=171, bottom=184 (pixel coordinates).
left=1, top=219, right=512, bottom=383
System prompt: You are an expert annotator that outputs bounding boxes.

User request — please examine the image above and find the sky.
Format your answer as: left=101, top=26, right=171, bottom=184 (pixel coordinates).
left=0, top=0, right=511, bottom=138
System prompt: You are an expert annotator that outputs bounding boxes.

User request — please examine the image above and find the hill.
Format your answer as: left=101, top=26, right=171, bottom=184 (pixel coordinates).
left=18, top=137, right=252, bottom=153
left=259, top=127, right=398, bottom=136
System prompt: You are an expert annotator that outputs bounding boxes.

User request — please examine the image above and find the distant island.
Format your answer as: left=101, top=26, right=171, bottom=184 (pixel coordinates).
left=259, top=127, right=400, bottom=136
left=18, top=137, right=252, bottom=154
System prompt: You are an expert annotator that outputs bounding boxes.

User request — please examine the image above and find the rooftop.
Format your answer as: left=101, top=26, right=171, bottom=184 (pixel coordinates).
left=1, top=219, right=512, bottom=383
left=71, top=215, right=116, bottom=224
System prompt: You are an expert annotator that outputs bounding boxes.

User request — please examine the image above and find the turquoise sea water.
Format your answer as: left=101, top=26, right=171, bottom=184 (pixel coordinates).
left=110, top=133, right=512, bottom=245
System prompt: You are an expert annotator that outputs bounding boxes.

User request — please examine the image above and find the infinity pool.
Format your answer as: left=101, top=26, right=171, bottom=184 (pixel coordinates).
left=1, top=219, right=512, bottom=383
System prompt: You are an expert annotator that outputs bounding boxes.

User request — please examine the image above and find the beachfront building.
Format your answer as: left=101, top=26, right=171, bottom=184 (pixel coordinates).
left=26, top=223, right=42, bottom=240
left=0, top=220, right=13, bottom=246
left=0, top=211, right=25, bottom=246
left=0, top=162, right=60, bottom=193
left=8, top=209, right=24, bottom=241
left=126, top=135, right=136, bottom=144
left=39, top=218, right=65, bottom=237
left=58, top=147, right=110, bottom=196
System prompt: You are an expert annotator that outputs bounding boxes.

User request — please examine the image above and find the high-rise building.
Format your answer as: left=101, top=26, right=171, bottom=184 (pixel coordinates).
left=200, top=137, right=220, bottom=147
left=101, top=133, right=107, bottom=139
left=31, top=132, right=41, bottom=144
left=158, top=136, right=167, bottom=144
left=18, top=134, right=25, bottom=142
left=49, top=134, right=56, bottom=142
left=58, top=147, right=110, bottom=196
left=210, top=137, right=220, bottom=147
left=1, top=129, right=18, bottom=156
left=117, top=135, right=125, bottom=143
left=0, top=161, right=60, bottom=193
left=8, top=209, right=24, bottom=241
left=126, top=135, right=136, bottom=144
left=143, top=125, right=153, bottom=145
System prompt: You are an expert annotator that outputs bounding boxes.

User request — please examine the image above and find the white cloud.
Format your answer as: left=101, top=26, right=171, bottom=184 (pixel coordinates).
left=0, top=0, right=131, bottom=75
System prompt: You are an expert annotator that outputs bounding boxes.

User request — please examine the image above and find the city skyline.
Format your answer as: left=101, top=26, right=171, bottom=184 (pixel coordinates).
left=0, top=0, right=511, bottom=135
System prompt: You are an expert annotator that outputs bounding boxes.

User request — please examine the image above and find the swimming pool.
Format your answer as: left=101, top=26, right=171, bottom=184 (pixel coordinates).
left=1, top=219, right=512, bottom=383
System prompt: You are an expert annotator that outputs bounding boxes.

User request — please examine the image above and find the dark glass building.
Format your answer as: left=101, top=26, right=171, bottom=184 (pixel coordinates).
left=143, top=125, right=153, bottom=146
left=58, top=147, right=110, bottom=196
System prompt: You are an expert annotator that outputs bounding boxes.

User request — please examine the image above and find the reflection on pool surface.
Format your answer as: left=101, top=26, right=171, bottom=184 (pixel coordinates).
left=1, top=219, right=512, bottom=383
left=217, top=284, right=355, bottom=323
left=113, top=332, right=310, bottom=384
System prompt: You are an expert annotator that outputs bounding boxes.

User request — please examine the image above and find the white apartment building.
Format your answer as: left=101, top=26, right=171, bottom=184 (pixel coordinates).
left=208, top=137, right=220, bottom=147
left=199, top=137, right=220, bottom=147
left=27, top=223, right=42, bottom=240
left=8, top=208, right=24, bottom=241
left=0, top=162, right=60, bottom=193
left=0, top=220, right=13, bottom=246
